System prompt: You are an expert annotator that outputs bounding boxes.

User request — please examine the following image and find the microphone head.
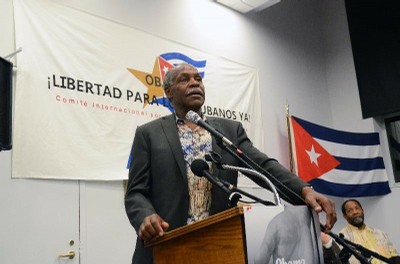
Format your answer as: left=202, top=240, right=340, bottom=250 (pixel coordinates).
left=190, top=159, right=209, bottom=177
left=185, top=110, right=201, bottom=124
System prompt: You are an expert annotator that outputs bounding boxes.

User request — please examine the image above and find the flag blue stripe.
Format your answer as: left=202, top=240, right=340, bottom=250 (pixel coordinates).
left=160, top=52, right=206, bottom=68
left=309, top=178, right=391, bottom=197
left=293, top=116, right=380, bottom=146
left=334, top=156, right=385, bottom=171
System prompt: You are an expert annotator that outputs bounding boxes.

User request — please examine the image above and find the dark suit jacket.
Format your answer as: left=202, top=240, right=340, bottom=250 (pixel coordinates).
left=324, top=241, right=344, bottom=264
left=124, top=114, right=308, bottom=264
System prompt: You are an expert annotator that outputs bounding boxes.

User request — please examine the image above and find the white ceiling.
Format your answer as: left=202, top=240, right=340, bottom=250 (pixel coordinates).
left=216, top=0, right=280, bottom=13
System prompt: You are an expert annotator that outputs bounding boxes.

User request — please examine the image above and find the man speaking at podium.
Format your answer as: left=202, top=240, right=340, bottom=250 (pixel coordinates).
left=124, top=63, right=336, bottom=264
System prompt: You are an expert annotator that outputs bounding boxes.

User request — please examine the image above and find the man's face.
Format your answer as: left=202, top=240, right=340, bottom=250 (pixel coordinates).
left=343, top=201, right=364, bottom=228
left=165, top=65, right=205, bottom=114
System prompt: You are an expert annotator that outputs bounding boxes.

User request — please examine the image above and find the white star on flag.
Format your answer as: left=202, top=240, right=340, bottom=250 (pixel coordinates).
left=162, top=65, right=170, bottom=75
left=306, top=145, right=321, bottom=166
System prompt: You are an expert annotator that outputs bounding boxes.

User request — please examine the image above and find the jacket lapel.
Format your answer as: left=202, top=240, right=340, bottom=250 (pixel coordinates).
left=207, top=117, right=223, bottom=174
left=207, top=117, right=223, bottom=153
left=161, top=114, right=187, bottom=182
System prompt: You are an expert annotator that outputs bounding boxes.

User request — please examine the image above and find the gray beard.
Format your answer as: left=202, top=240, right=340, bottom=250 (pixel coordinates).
left=352, top=216, right=364, bottom=228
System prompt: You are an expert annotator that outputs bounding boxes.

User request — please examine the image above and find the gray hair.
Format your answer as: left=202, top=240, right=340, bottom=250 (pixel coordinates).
left=162, top=63, right=196, bottom=90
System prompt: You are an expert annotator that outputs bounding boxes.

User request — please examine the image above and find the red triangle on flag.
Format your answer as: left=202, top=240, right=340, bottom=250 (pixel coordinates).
left=291, top=117, right=340, bottom=182
left=158, top=56, right=174, bottom=81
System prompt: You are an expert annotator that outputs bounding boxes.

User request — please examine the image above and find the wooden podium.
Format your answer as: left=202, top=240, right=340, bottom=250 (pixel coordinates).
left=145, top=206, right=247, bottom=264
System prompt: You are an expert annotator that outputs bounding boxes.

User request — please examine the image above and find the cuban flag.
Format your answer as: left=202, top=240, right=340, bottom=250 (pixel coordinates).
left=290, top=116, right=391, bottom=197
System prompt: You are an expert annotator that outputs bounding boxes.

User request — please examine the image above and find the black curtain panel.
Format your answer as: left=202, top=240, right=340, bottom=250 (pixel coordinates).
left=0, top=57, right=13, bottom=151
left=345, top=1, right=400, bottom=118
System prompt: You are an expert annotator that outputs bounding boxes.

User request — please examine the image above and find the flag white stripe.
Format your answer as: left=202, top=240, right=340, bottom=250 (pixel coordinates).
left=315, top=138, right=382, bottom=159
left=319, top=169, right=388, bottom=185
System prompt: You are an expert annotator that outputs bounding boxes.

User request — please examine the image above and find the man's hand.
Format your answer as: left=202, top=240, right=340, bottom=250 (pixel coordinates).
left=301, top=186, right=336, bottom=231
left=138, top=213, right=170, bottom=242
left=321, top=231, right=333, bottom=248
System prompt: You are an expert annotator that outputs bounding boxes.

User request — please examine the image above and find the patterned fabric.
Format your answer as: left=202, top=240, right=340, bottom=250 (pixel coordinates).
left=340, top=224, right=399, bottom=264
left=177, top=117, right=213, bottom=224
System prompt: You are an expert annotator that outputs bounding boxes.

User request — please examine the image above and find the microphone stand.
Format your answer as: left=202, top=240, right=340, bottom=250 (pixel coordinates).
left=324, top=230, right=370, bottom=264
left=227, top=192, right=242, bottom=207
left=334, top=232, right=394, bottom=264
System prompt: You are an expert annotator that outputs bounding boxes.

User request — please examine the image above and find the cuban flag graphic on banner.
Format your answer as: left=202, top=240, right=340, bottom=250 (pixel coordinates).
left=159, top=52, right=206, bottom=78
left=290, top=116, right=391, bottom=197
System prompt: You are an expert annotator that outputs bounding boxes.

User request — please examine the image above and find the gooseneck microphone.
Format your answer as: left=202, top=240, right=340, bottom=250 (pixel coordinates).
left=221, top=164, right=281, bottom=206
left=185, top=111, right=234, bottom=147
left=190, top=159, right=241, bottom=206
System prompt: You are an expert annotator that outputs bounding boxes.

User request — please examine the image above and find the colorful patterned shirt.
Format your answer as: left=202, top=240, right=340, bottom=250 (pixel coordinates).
left=340, top=224, right=398, bottom=264
left=176, top=116, right=213, bottom=224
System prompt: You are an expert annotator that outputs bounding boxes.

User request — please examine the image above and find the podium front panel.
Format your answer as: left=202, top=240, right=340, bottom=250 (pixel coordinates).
left=243, top=204, right=323, bottom=264
left=150, top=207, right=246, bottom=264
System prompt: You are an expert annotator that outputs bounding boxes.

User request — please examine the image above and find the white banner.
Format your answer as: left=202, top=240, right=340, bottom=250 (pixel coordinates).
left=12, top=0, right=263, bottom=180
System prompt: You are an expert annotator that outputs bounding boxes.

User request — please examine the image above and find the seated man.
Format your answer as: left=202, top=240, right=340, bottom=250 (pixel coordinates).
left=340, top=199, right=399, bottom=264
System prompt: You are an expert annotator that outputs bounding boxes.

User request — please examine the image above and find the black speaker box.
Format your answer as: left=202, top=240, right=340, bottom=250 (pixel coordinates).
left=0, top=57, right=13, bottom=151
left=345, top=1, right=400, bottom=118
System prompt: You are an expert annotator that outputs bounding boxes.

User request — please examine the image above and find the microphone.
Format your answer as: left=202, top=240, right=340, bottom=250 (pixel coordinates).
left=190, top=159, right=241, bottom=206
left=185, top=111, right=234, bottom=147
